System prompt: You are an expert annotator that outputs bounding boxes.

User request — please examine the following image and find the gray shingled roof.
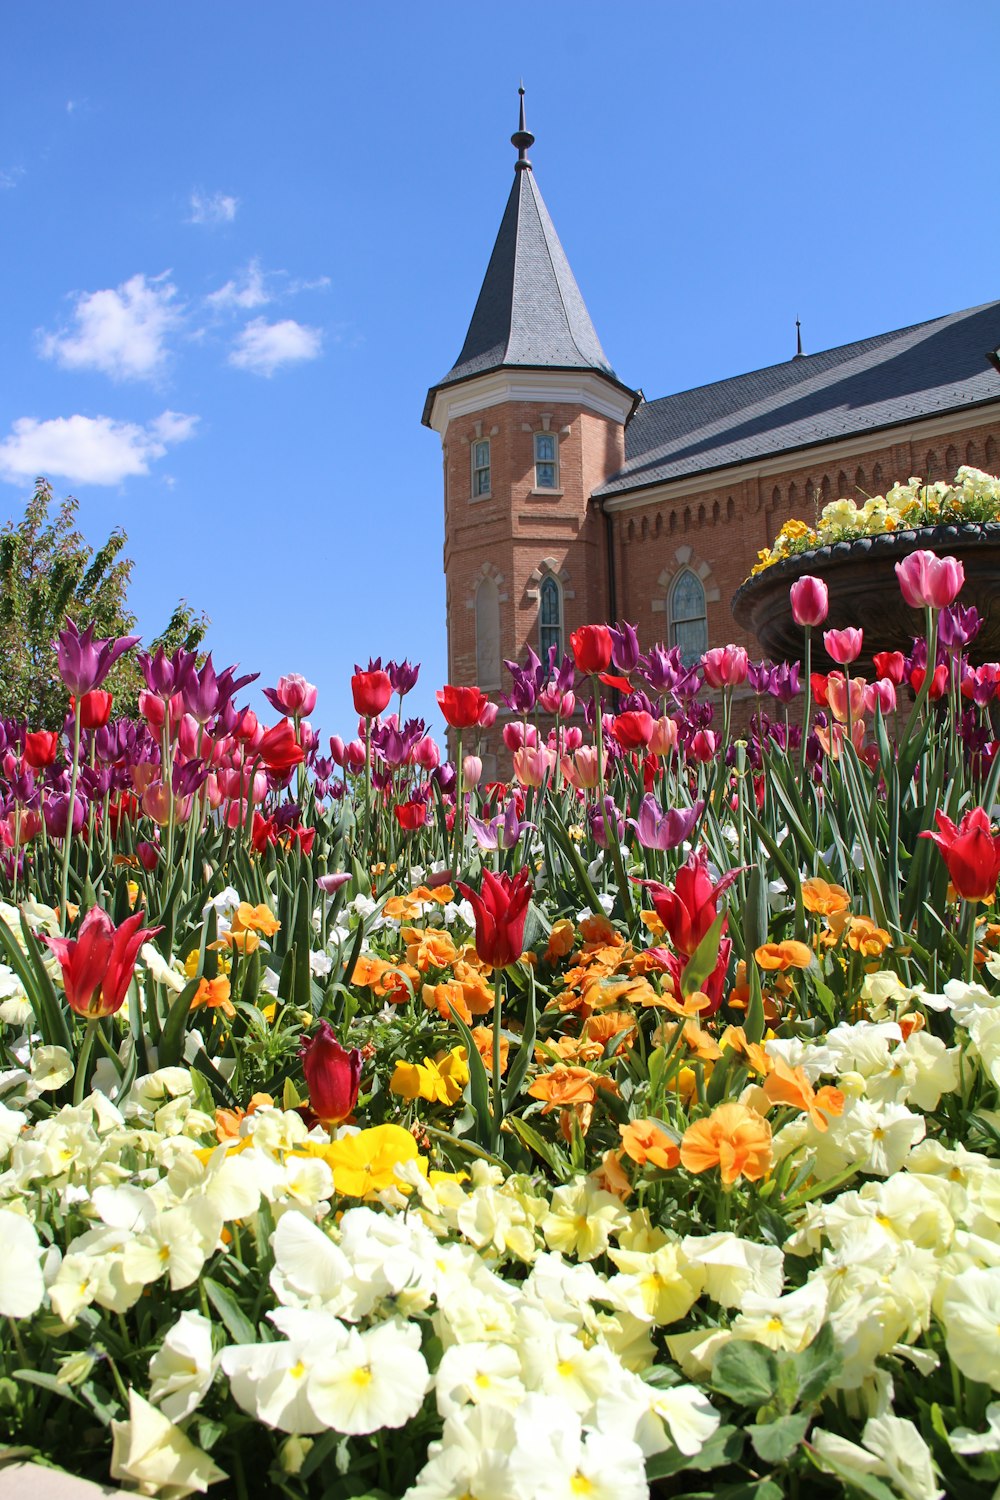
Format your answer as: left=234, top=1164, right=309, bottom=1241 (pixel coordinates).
left=596, top=301, right=1000, bottom=499
left=423, top=167, right=630, bottom=424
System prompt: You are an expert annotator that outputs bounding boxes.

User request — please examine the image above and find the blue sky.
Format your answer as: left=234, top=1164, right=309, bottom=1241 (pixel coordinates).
left=1, top=2, right=998, bottom=740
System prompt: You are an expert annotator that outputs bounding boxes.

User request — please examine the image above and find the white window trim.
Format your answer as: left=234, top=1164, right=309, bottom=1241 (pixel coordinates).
left=471, top=437, right=491, bottom=501
left=533, top=430, right=560, bottom=491
left=538, top=572, right=564, bottom=663
left=667, top=568, right=708, bottom=664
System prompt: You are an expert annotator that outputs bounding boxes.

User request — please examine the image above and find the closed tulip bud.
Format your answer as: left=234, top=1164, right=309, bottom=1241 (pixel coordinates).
left=77, top=690, right=113, bottom=729
left=265, top=673, right=318, bottom=717
left=478, top=700, right=498, bottom=729
left=570, top=624, right=613, bottom=676
left=560, top=744, right=600, bottom=790
left=463, top=754, right=483, bottom=791
left=650, top=715, right=679, bottom=757
left=896, top=549, right=965, bottom=610
left=351, top=669, right=392, bottom=719
left=701, top=645, right=749, bottom=690
left=611, top=710, right=654, bottom=750
left=23, top=730, right=59, bottom=769
left=789, top=575, right=829, bottom=628
left=562, top=725, right=583, bottom=752
left=513, top=745, right=554, bottom=787
left=826, top=673, right=867, bottom=725
left=865, top=678, right=897, bottom=715
left=412, top=735, right=440, bottom=771
left=301, top=1022, right=362, bottom=1126
left=823, top=628, right=863, bottom=665
left=688, top=729, right=719, bottom=763
left=136, top=841, right=160, bottom=871
left=344, top=740, right=366, bottom=774
left=872, top=651, right=906, bottom=685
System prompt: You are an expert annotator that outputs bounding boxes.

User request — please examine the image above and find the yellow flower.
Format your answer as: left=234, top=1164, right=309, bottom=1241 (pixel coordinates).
left=390, top=1046, right=469, bottom=1106
left=319, top=1124, right=426, bottom=1198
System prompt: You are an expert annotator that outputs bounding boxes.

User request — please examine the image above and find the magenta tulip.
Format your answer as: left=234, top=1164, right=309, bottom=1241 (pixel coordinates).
left=301, top=1022, right=362, bottom=1126
left=789, top=575, right=829, bottom=628
left=824, top=628, right=863, bottom=665
left=895, top=550, right=965, bottom=610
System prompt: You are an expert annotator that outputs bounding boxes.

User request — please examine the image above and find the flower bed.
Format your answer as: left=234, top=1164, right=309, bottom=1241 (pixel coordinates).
left=1, top=578, right=1000, bottom=1498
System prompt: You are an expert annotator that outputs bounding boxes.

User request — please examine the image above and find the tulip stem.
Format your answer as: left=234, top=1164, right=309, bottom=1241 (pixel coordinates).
left=963, top=900, right=978, bottom=984
left=59, top=702, right=82, bottom=932
left=73, top=1018, right=99, bottom=1107
left=491, top=966, right=504, bottom=1152
left=591, top=678, right=604, bottom=798
left=800, top=627, right=812, bottom=785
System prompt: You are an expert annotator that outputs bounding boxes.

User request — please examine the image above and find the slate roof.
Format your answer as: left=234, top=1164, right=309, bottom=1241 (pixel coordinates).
left=423, top=166, right=633, bottom=425
left=596, top=301, right=1000, bottom=499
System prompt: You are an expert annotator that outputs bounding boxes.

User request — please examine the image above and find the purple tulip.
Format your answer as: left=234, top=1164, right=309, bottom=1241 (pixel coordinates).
left=938, top=603, right=982, bottom=651
left=639, top=643, right=685, bottom=696
left=628, top=794, right=704, bottom=851
left=588, top=795, right=625, bottom=849
left=138, top=646, right=197, bottom=699
left=317, top=872, right=351, bottom=894
left=43, top=792, right=87, bottom=839
left=768, top=662, right=802, bottom=704
left=610, top=619, right=641, bottom=675
left=56, top=619, right=138, bottom=698
left=388, top=659, right=420, bottom=696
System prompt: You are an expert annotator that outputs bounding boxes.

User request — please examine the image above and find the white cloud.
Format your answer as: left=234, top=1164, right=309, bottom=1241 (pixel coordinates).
left=188, top=190, right=239, bottom=226
left=0, top=410, right=198, bottom=487
left=41, top=273, right=180, bottom=382
left=228, top=317, right=322, bottom=376
left=0, top=167, right=25, bottom=189
left=206, top=258, right=270, bottom=312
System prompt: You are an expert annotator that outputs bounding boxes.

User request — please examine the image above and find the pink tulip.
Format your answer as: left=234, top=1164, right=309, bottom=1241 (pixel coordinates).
left=824, top=628, right=863, bottom=665
left=513, top=745, right=555, bottom=788
left=865, top=678, right=897, bottom=715
left=560, top=745, right=600, bottom=791
left=463, top=755, right=483, bottom=791
left=562, top=726, right=583, bottom=752
left=412, top=736, right=440, bottom=771
left=895, top=549, right=965, bottom=610
left=649, top=715, right=679, bottom=757
left=503, top=722, right=538, bottom=753
left=538, top=685, right=562, bottom=714
left=225, top=799, right=249, bottom=829
left=687, top=729, right=718, bottom=763
left=789, top=575, right=829, bottom=628
left=264, top=673, right=318, bottom=717
left=478, top=700, right=498, bottom=729
left=204, top=774, right=224, bottom=811
left=344, top=740, right=366, bottom=775
left=701, top=645, right=749, bottom=690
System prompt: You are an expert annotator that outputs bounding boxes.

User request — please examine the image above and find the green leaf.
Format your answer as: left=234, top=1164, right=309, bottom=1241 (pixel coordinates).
left=644, top=1424, right=744, bottom=1478
left=794, top=1323, right=843, bottom=1406
left=157, top=977, right=202, bottom=1068
left=804, top=1443, right=898, bottom=1499
left=14, top=1369, right=87, bottom=1409
left=503, top=963, right=537, bottom=1108
left=203, top=1276, right=257, bottom=1344
left=749, top=1411, right=810, bottom=1464
left=711, top=1340, right=779, bottom=1406
left=449, top=1006, right=494, bottom=1151
left=507, top=1116, right=572, bottom=1180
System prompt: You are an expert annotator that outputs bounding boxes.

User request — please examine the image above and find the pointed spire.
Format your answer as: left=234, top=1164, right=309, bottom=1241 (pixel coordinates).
left=511, top=84, right=534, bottom=173
left=793, top=318, right=805, bottom=360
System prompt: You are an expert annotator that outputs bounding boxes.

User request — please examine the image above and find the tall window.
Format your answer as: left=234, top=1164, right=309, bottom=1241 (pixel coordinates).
left=669, top=569, right=707, bottom=666
left=475, top=576, right=501, bottom=688
left=539, top=574, right=562, bottom=663
left=534, top=432, right=558, bottom=489
left=471, top=438, right=491, bottom=498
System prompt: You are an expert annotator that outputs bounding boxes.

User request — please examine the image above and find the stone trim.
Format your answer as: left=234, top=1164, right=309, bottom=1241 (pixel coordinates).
left=463, top=561, right=509, bottom=609
left=650, top=548, right=721, bottom=614
left=525, top=557, right=575, bottom=603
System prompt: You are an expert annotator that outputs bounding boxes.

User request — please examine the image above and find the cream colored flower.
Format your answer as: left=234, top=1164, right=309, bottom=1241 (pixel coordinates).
left=0, top=1207, right=45, bottom=1318
left=110, top=1389, right=226, bottom=1497
left=149, top=1310, right=216, bottom=1422
left=941, top=1266, right=1000, bottom=1388
left=541, top=1181, right=627, bottom=1261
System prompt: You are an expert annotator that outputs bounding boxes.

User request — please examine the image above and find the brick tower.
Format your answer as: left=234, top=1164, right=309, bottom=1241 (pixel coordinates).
left=423, top=91, right=638, bottom=771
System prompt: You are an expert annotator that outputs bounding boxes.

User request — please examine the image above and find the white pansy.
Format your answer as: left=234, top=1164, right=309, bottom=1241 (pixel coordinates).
left=269, top=1211, right=357, bottom=1314
left=732, top=1278, right=828, bottom=1352
left=149, top=1310, right=216, bottom=1421
left=307, top=1318, right=429, bottom=1434
left=967, top=1006, right=1000, bottom=1088
left=222, top=1318, right=345, bottom=1434
left=596, top=1367, right=720, bottom=1456
left=681, top=1231, right=784, bottom=1307
left=203, top=886, right=241, bottom=933
left=434, top=1338, right=525, bottom=1418
left=941, top=1266, right=1000, bottom=1387
left=949, top=1402, right=1000, bottom=1455
left=0, top=1206, right=45, bottom=1317
left=846, top=1099, right=925, bottom=1176
left=110, top=1389, right=227, bottom=1497
left=121, top=1198, right=223, bottom=1291
left=0, top=1099, right=27, bottom=1158
left=518, top=1325, right=618, bottom=1417
left=541, top=1181, right=628, bottom=1261
left=813, top=1414, right=943, bottom=1500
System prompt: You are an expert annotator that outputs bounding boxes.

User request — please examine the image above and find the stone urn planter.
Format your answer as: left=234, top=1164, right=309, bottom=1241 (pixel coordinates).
left=731, top=522, right=1000, bottom=671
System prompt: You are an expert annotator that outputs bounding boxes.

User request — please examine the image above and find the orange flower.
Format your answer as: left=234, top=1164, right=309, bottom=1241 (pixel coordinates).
left=801, top=877, right=850, bottom=916
left=679, top=1102, right=773, bottom=1186
left=845, top=916, right=892, bottom=956
left=452, top=960, right=495, bottom=1015
left=579, top=913, right=619, bottom=946
left=216, top=929, right=260, bottom=954
left=898, top=1012, right=925, bottom=1042
left=402, top=926, right=459, bottom=972
left=231, top=902, right=281, bottom=938
left=640, top=908, right=666, bottom=940
left=619, top=1118, right=680, bottom=1171
left=527, top=1065, right=616, bottom=1112
left=545, top=919, right=576, bottom=963
left=762, top=1055, right=844, bottom=1133
left=471, top=1025, right=509, bottom=1075
left=214, top=1091, right=273, bottom=1143
left=192, top=975, right=234, bottom=1016
left=582, top=974, right=658, bottom=1012
left=590, top=1148, right=633, bottom=1202
left=754, top=939, right=813, bottom=972
left=582, top=1011, right=637, bottom=1056
left=351, top=955, right=418, bottom=1003
left=654, top=1019, right=722, bottom=1061
left=719, top=1024, right=771, bottom=1076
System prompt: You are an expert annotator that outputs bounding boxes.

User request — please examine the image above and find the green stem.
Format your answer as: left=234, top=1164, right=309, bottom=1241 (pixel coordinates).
left=491, top=965, right=504, bottom=1153
left=60, top=703, right=82, bottom=930
left=73, top=1018, right=100, bottom=1106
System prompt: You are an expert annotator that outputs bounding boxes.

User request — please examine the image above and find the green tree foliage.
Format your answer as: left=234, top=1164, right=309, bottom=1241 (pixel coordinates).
left=0, top=478, right=208, bottom=726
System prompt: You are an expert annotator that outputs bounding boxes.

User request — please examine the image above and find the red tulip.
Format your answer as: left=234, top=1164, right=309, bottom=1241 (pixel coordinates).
left=570, top=625, right=613, bottom=676
left=637, top=847, right=740, bottom=959
left=76, top=691, right=113, bottom=730
left=44, top=908, right=161, bottom=1019
left=921, top=807, right=1000, bottom=902
left=436, top=685, right=488, bottom=729
left=611, top=711, right=654, bottom=750
left=301, top=1021, right=362, bottom=1126
left=457, top=868, right=533, bottom=969
left=910, top=664, right=949, bottom=700
left=352, top=670, right=392, bottom=719
left=872, top=651, right=906, bottom=685
left=259, top=719, right=305, bottom=772
left=395, top=801, right=428, bottom=831
left=23, top=731, right=59, bottom=769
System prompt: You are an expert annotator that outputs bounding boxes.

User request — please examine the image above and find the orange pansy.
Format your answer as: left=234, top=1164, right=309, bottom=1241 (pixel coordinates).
left=755, top=939, right=814, bottom=972
left=679, top=1102, right=773, bottom=1186
left=762, top=1055, right=844, bottom=1132
left=845, top=916, right=892, bottom=956
left=800, top=877, right=850, bottom=916
left=619, top=1117, right=680, bottom=1171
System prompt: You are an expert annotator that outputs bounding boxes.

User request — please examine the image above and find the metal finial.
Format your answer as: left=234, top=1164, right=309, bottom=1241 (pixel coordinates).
left=511, top=84, right=535, bottom=172
left=793, top=318, right=805, bottom=360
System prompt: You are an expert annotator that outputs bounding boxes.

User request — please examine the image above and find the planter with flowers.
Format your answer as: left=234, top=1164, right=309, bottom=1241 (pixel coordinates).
left=732, top=467, right=1000, bottom=668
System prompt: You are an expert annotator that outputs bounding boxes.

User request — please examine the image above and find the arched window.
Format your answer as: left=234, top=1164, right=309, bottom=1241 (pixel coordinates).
left=668, top=569, right=707, bottom=666
left=539, top=574, right=563, bottom=664
left=475, top=577, right=501, bottom=689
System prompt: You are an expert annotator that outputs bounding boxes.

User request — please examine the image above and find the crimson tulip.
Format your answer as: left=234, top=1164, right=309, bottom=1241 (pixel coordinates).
left=76, top=691, right=113, bottom=729
left=789, top=575, right=829, bottom=628
left=457, top=867, right=533, bottom=969
left=394, top=801, right=428, bottom=830
left=921, top=807, right=1000, bottom=902
left=301, top=1021, right=362, bottom=1126
left=570, top=625, right=613, bottom=676
left=45, top=907, right=161, bottom=1019
left=873, top=651, right=906, bottom=685
left=23, top=731, right=59, bottom=769
left=258, top=718, right=305, bottom=772
left=436, top=684, right=488, bottom=729
left=637, top=847, right=740, bottom=959
left=352, top=669, right=392, bottom=719
left=611, top=711, right=654, bottom=750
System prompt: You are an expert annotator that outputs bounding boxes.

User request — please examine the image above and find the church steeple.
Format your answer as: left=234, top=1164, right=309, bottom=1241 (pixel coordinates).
left=422, top=91, right=632, bottom=426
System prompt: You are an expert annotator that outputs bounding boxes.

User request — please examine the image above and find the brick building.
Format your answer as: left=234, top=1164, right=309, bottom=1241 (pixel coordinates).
left=423, top=96, right=1000, bottom=763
